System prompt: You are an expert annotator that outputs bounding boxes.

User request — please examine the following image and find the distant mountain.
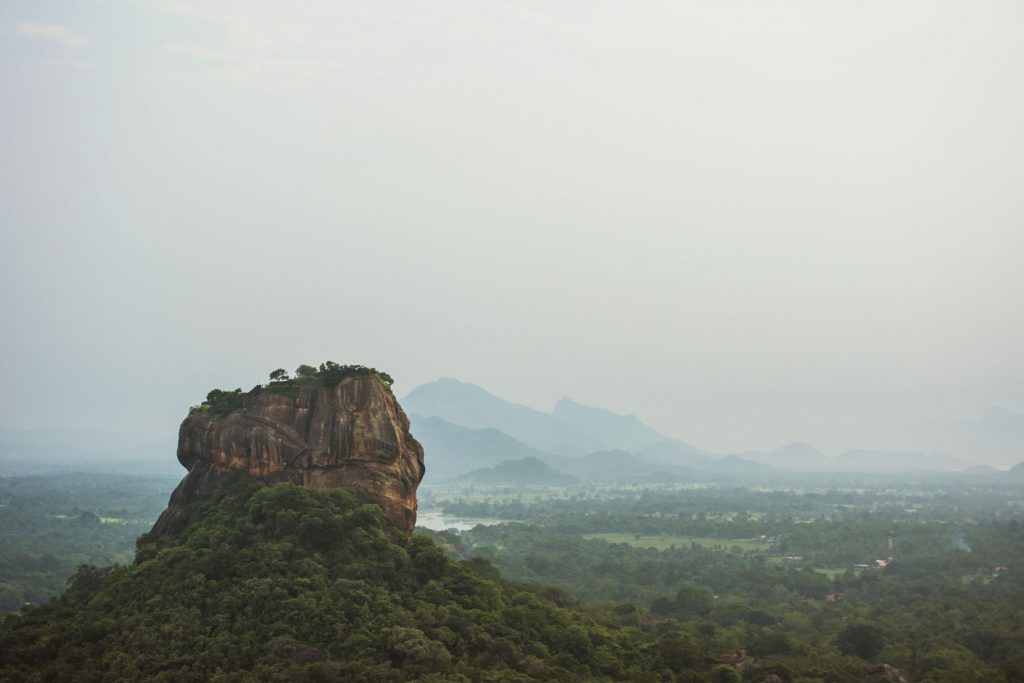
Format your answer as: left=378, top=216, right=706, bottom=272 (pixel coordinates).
left=961, top=464, right=999, bottom=476
left=404, top=379, right=601, bottom=455
left=546, top=450, right=689, bottom=482
left=739, top=442, right=830, bottom=471
left=634, top=442, right=715, bottom=468
left=404, top=378, right=687, bottom=456
left=835, top=449, right=969, bottom=473
left=1008, top=462, right=1024, bottom=481
left=459, top=457, right=578, bottom=486
left=403, top=378, right=1008, bottom=477
left=549, top=397, right=695, bottom=452
left=410, top=415, right=551, bottom=482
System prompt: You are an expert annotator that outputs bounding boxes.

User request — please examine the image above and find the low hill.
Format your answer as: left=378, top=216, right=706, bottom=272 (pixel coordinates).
left=0, top=479, right=665, bottom=681
left=962, top=464, right=999, bottom=476
left=737, top=442, right=829, bottom=471
left=550, top=450, right=688, bottom=483
left=409, top=415, right=551, bottom=482
left=458, top=457, right=578, bottom=486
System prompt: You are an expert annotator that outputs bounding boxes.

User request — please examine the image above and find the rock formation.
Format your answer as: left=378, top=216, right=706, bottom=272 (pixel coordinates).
left=152, top=375, right=425, bottom=535
left=866, top=664, right=908, bottom=682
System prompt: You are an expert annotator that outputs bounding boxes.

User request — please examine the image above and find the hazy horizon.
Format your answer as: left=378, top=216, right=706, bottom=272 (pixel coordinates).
left=2, top=1, right=1023, bottom=466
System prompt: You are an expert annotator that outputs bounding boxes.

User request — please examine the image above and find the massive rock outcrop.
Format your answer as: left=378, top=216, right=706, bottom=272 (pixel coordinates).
left=152, top=376, right=425, bottom=535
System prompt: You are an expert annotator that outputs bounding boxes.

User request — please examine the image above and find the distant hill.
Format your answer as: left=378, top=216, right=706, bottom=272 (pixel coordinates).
left=409, top=415, right=550, bottom=482
left=835, top=449, right=969, bottom=473
left=961, top=464, right=999, bottom=477
left=1008, top=461, right=1024, bottom=481
left=459, top=457, right=578, bottom=486
left=739, top=442, right=830, bottom=471
left=404, top=378, right=1009, bottom=477
left=403, top=378, right=686, bottom=455
left=547, top=450, right=685, bottom=483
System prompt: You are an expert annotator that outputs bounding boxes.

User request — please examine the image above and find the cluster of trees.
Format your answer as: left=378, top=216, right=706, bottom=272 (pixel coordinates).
left=267, top=362, right=395, bottom=389
left=188, top=363, right=395, bottom=418
left=189, top=388, right=246, bottom=417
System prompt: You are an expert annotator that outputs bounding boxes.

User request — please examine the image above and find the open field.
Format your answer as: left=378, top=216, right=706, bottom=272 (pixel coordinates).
left=812, top=567, right=855, bottom=579
left=581, top=533, right=771, bottom=552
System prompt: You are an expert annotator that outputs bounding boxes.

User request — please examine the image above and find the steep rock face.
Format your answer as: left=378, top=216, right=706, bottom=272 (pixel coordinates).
left=152, top=377, right=425, bottom=534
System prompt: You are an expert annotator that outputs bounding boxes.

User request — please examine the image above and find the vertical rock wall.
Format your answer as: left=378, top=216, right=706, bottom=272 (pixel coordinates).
left=152, top=377, right=425, bottom=535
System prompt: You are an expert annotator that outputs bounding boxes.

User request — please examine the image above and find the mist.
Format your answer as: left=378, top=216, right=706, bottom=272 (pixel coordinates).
left=2, top=1, right=1023, bottom=465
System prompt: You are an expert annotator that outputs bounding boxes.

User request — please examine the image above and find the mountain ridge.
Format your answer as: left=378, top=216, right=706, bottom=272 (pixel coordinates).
left=403, top=378, right=688, bottom=456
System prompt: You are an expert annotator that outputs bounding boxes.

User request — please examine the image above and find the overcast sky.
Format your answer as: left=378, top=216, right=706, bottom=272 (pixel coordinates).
left=1, top=1, right=1022, bottom=464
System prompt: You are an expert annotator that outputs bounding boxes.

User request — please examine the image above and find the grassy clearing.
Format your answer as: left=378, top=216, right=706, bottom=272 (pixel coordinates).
left=581, top=533, right=770, bottom=552
left=812, top=567, right=854, bottom=579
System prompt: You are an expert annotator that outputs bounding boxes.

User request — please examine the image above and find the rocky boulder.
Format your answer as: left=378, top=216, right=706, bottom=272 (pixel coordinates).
left=867, top=663, right=908, bottom=682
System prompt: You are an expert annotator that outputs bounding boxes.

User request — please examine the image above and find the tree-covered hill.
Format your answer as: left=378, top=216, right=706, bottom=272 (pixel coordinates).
left=0, top=477, right=673, bottom=682
left=459, top=457, right=579, bottom=486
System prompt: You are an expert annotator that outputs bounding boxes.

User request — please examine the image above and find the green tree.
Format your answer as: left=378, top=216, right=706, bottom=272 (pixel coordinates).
left=675, top=583, right=714, bottom=618
left=836, top=622, right=885, bottom=660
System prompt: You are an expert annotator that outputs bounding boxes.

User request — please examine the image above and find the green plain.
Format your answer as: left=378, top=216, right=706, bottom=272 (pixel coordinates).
left=581, top=532, right=770, bottom=552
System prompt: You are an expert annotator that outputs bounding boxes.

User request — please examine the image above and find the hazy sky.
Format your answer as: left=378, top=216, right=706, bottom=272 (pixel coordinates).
left=2, top=1, right=1022, bottom=464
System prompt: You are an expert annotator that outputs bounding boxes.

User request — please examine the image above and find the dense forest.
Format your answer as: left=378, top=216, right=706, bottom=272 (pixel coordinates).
left=2, top=472, right=1022, bottom=681
left=0, top=478, right=669, bottom=682
left=0, top=474, right=176, bottom=611
left=420, top=480, right=1024, bottom=682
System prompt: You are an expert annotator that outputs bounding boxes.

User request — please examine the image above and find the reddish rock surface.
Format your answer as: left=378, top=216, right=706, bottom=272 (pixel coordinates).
left=152, top=377, right=425, bottom=534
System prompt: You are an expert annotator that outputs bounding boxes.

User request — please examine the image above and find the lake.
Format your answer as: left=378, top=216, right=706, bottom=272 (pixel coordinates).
left=415, top=509, right=515, bottom=532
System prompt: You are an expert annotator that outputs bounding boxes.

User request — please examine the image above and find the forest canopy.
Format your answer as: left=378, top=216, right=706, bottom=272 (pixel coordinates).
left=0, top=479, right=668, bottom=682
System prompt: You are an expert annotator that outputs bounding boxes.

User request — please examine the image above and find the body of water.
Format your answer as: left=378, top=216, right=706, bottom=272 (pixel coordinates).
left=415, top=509, right=514, bottom=532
